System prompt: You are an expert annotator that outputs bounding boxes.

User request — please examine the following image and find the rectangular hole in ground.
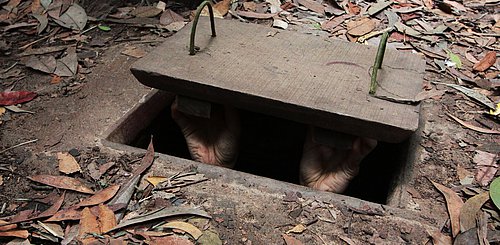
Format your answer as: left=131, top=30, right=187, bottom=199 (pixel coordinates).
left=106, top=91, right=412, bottom=205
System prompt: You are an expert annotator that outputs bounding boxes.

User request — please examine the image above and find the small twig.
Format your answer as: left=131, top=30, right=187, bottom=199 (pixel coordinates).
left=1, top=62, right=18, bottom=74
left=19, top=27, right=60, bottom=50
left=357, top=27, right=393, bottom=43
left=0, top=139, right=38, bottom=154
left=369, top=32, right=389, bottom=95
left=0, top=203, right=6, bottom=214
left=81, top=25, right=99, bottom=35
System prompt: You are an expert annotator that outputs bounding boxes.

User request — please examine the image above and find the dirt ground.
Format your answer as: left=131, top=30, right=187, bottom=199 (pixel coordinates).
left=0, top=0, right=499, bottom=244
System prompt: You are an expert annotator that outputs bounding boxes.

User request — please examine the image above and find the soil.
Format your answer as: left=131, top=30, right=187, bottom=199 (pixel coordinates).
left=0, top=0, right=499, bottom=244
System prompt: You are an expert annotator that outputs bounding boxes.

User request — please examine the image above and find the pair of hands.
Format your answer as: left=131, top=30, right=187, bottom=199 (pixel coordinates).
left=171, top=98, right=377, bottom=193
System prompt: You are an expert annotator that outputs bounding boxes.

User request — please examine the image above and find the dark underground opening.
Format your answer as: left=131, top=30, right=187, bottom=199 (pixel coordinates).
left=129, top=102, right=410, bottom=205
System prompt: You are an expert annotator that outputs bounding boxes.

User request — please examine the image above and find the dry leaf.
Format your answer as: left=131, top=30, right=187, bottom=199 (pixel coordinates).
left=346, top=17, right=376, bottom=36
left=97, top=204, right=116, bottom=233
left=147, top=236, right=194, bottom=244
left=213, top=0, right=231, bottom=16
left=473, top=150, right=499, bottom=186
left=347, top=2, right=361, bottom=15
left=297, top=0, right=325, bottom=15
left=161, top=221, right=203, bottom=239
left=29, top=175, right=94, bottom=194
left=57, top=152, right=81, bottom=174
left=473, top=51, right=497, bottom=72
left=46, top=208, right=81, bottom=222
left=236, top=11, right=275, bottom=19
left=282, top=234, right=304, bottom=245
left=54, top=46, right=78, bottom=77
left=52, top=3, right=87, bottom=30
left=31, top=0, right=43, bottom=14
left=78, top=208, right=99, bottom=244
left=9, top=192, right=65, bottom=223
left=24, top=55, right=57, bottom=74
left=0, top=230, right=29, bottom=239
left=0, top=220, right=17, bottom=232
left=431, top=181, right=464, bottom=237
left=456, top=165, right=474, bottom=185
left=459, top=192, right=490, bottom=232
left=286, top=224, right=307, bottom=234
left=446, top=113, right=500, bottom=134
left=131, top=6, right=162, bottom=18
left=145, top=176, right=168, bottom=187
left=159, top=9, right=184, bottom=26
left=121, top=46, right=146, bottom=58
left=76, top=185, right=120, bottom=207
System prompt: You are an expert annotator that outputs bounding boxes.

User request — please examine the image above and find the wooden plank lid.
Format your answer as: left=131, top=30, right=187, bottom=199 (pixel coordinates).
left=131, top=18, right=425, bottom=143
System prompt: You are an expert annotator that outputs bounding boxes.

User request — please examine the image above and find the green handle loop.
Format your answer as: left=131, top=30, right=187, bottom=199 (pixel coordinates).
left=369, top=32, right=389, bottom=95
left=189, top=1, right=217, bottom=55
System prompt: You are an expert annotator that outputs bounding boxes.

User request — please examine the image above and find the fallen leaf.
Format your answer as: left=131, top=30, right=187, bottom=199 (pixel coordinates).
left=145, top=176, right=168, bottom=187
left=97, top=25, right=111, bottom=31
left=76, top=185, right=120, bottom=207
left=431, top=181, right=463, bottom=237
left=446, top=49, right=462, bottom=69
left=213, top=0, right=231, bottom=16
left=459, top=192, right=489, bottom=232
left=107, top=207, right=211, bottom=233
left=0, top=91, right=36, bottom=106
left=98, top=161, right=115, bottom=175
left=473, top=150, right=499, bottom=186
left=453, top=228, right=480, bottom=244
left=4, top=238, right=31, bottom=245
left=131, top=6, right=162, bottom=18
left=473, top=51, right=497, bottom=72
left=266, top=0, right=282, bottom=13
left=297, top=0, right=325, bottom=15
left=78, top=208, right=99, bottom=244
left=97, top=204, right=116, bottom=233
left=4, top=105, right=34, bottom=114
left=54, top=46, right=78, bottom=77
left=273, top=18, right=288, bottom=30
left=57, top=152, right=81, bottom=174
left=394, top=22, right=434, bottom=42
left=33, top=13, right=48, bottom=34
left=147, top=236, right=194, bottom=245
left=428, top=230, right=452, bottom=245
left=24, top=55, right=57, bottom=74
left=346, top=17, right=376, bottom=36
left=446, top=113, right=500, bottom=134
left=236, top=11, right=275, bottom=19
left=160, top=221, right=202, bottom=240
left=367, top=0, right=392, bottom=16
left=490, top=177, right=500, bottom=210
left=286, top=224, right=307, bottom=234
left=45, top=208, right=81, bottom=222
left=9, top=192, right=65, bottom=223
left=159, top=9, right=184, bottom=26
left=121, top=46, right=146, bottom=58
left=31, top=0, right=43, bottom=14
left=53, top=3, right=87, bottom=30
left=29, top=175, right=94, bottom=194
left=17, top=45, right=69, bottom=57
left=347, top=1, right=360, bottom=14
left=436, top=82, right=495, bottom=109
left=0, top=220, right=17, bottom=232
left=197, top=230, right=222, bottom=245
left=0, top=230, right=29, bottom=239
left=282, top=234, right=304, bottom=245
left=456, top=165, right=474, bottom=185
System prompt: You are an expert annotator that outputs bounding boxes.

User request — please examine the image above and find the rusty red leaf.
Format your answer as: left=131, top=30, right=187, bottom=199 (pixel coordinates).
left=0, top=91, right=37, bottom=106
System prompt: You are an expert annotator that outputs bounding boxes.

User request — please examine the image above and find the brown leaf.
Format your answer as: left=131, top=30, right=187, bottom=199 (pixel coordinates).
left=446, top=113, right=500, bottom=135
left=9, top=192, right=65, bottom=223
left=286, top=224, right=307, bottom=234
left=0, top=91, right=37, bottom=106
left=31, top=0, right=43, bottom=14
left=29, top=175, right=94, bottom=194
left=236, top=10, right=275, bottom=19
left=297, top=0, right=325, bottom=15
left=347, top=2, right=360, bottom=15
left=0, top=220, right=17, bottom=232
left=473, top=150, right=499, bottom=186
left=0, top=230, right=29, bottom=239
left=46, top=208, right=81, bottom=222
left=431, top=181, right=464, bottom=237
left=428, top=230, right=452, bottom=245
left=57, top=152, right=81, bottom=174
left=97, top=204, right=116, bottom=233
left=159, top=9, right=184, bottom=26
left=76, top=185, right=120, bottom=208
left=133, top=137, right=155, bottom=175
left=160, top=221, right=202, bottom=240
left=147, top=236, right=194, bottom=244
left=131, top=6, right=162, bottom=18
left=213, top=0, right=231, bottom=16
left=346, top=17, right=376, bottom=36
left=25, top=55, right=57, bottom=74
left=459, top=192, right=490, bottom=232
left=121, top=46, right=147, bottom=58
left=78, top=208, right=100, bottom=244
left=282, top=234, right=304, bottom=245
left=473, top=51, right=497, bottom=72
